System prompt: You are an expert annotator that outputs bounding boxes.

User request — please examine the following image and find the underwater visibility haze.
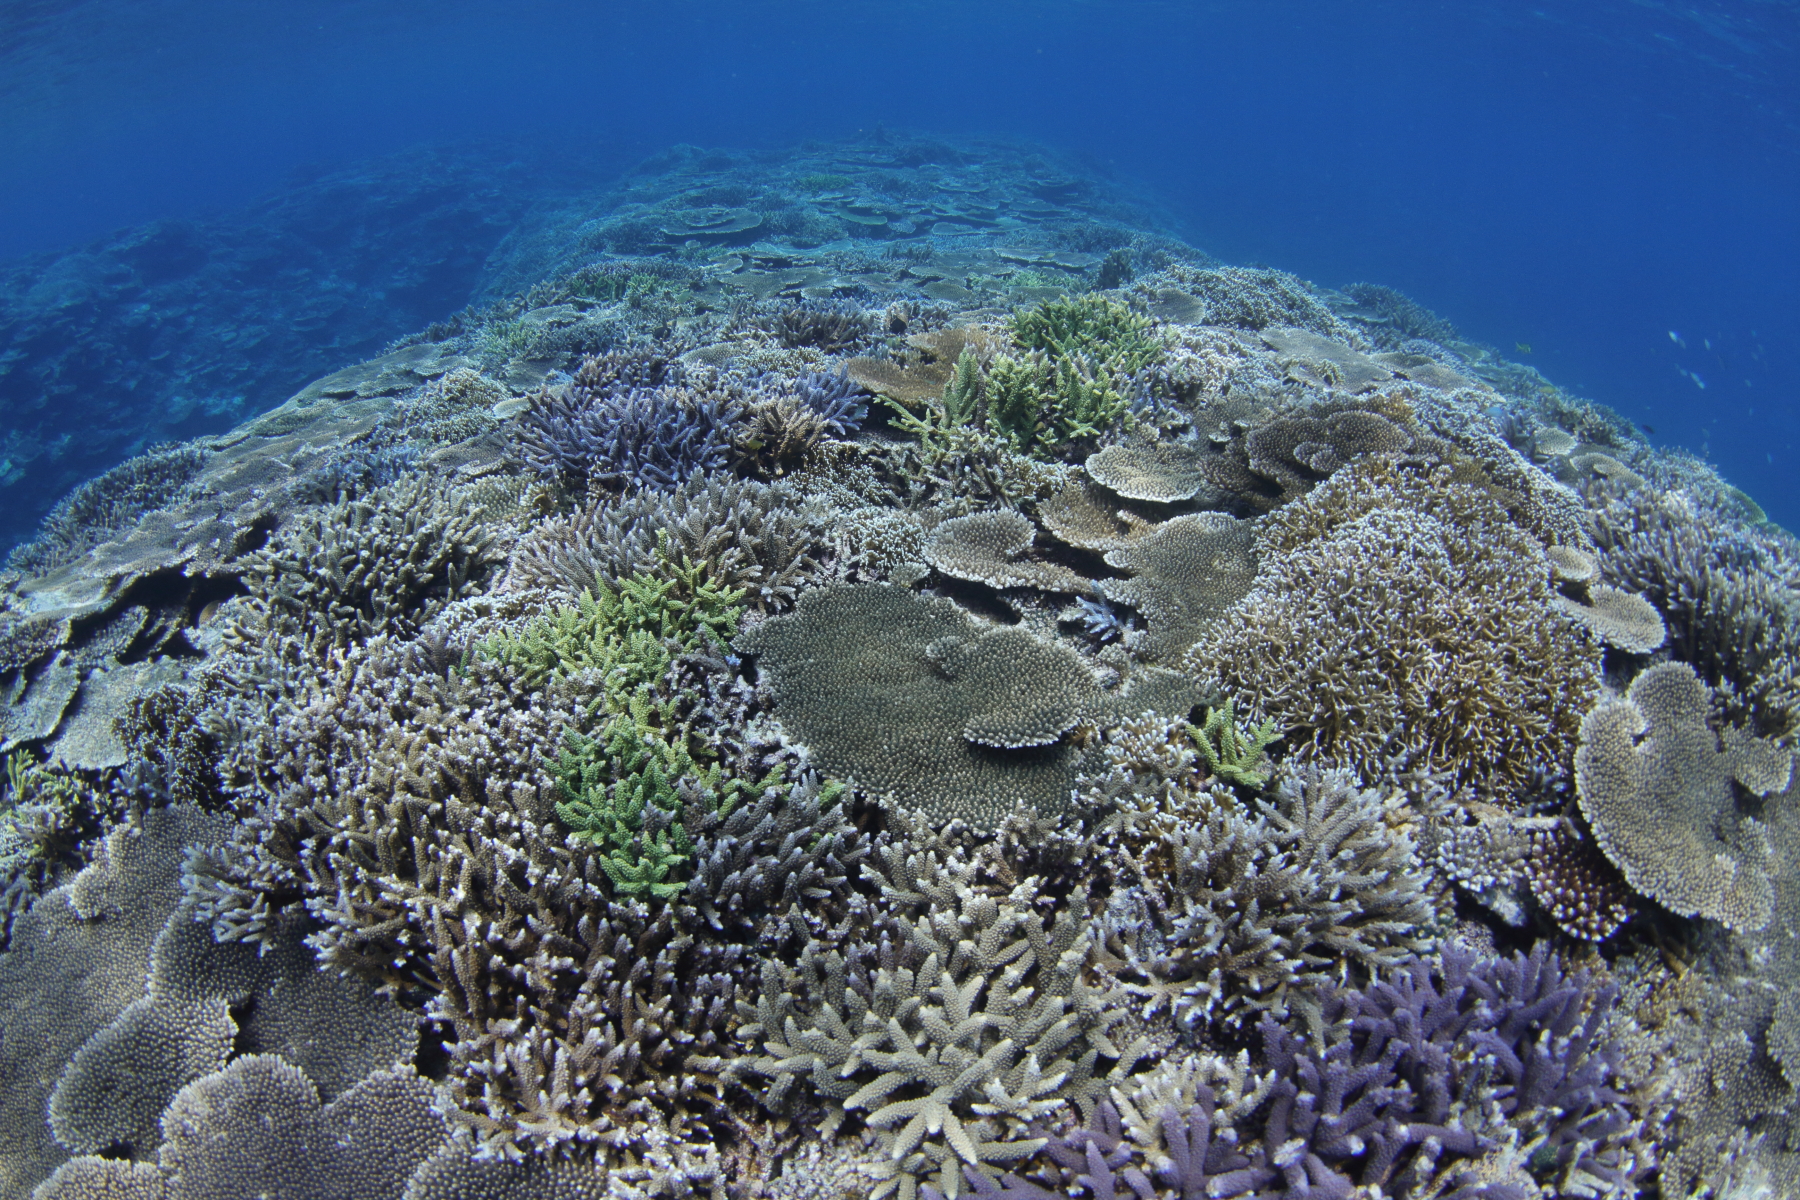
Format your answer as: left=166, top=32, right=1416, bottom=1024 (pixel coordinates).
left=0, top=2, right=1798, bottom=1198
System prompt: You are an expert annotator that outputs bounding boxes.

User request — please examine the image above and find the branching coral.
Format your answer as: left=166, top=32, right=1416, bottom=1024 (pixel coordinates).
left=1188, top=701, right=1280, bottom=789
left=1096, top=763, right=1434, bottom=1030
left=1586, top=481, right=1800, bottom=740
left=234, top=474, right=500, bottom=650
left=736, top=858, right=1141, bottom=1200
left=508, top=472, right=826, bottom=610
left=514, top=358, right=746, bottom=491
left=1011, top=296, right=1161, bottom=378
left=1184, top=460, right=1602, bottom=793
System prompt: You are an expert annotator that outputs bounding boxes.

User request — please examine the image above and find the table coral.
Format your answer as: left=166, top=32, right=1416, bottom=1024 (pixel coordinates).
left=1575, top=660, right=1791, bottom=931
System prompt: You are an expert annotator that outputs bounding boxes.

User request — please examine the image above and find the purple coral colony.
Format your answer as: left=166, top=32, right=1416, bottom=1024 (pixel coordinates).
left=1, top=135, right=1796, bottom=1200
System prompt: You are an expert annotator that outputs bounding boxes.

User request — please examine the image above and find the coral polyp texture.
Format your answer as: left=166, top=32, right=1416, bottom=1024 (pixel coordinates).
left=0, top=133, right=1793, bottom=1198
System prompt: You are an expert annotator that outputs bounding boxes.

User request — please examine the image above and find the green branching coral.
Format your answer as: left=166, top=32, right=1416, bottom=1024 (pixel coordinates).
left=982, top=295, right=1156, bottom=458
left=985, top=351, right=1132, bottom=456
left=549, top=715, right=773, bottom=898
left=881, top=349, right=987, bottom=468
left=480, top=544, right=744, bottom=710
left=1011, top=295, right=1161, bottom=375
left=1189, top=700, right=1281, bottom=788
left=483, top=541, right=763, bottom=896
left=1, top=750, right=78, bottom=877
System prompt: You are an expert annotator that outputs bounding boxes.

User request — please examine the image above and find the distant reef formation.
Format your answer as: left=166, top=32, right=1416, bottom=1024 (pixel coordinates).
left=0, top=142, right=613, bottom=554
left=0, top=132, right=1796, bottom=1200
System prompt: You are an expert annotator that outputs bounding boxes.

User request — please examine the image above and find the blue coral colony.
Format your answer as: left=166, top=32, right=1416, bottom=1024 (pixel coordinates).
left=1, top=136, right=1797, bottom=1200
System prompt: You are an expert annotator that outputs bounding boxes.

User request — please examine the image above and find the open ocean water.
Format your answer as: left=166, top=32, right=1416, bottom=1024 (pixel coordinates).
left=0, top=3, right=1797, bottom=1198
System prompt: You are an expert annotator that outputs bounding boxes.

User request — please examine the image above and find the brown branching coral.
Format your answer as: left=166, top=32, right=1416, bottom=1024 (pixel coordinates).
left=1185, top=460, right=1602, bottom=793
left=233, top=474, right=500, bottom=650
left=1576, top=661, right=1792, bottom=931
left=735, top=859, right=1140, bottom=1200
left=1095, top=763, right=1435, bottom=1029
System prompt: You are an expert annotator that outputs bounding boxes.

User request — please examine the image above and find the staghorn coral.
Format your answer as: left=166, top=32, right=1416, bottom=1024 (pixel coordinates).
left=187, top=593, right=862, bottom=1162
left=480, top=558, right=744, bottom=700
left=507, top=472, right=825, bottom=611
left=1185, top=460, right=1602, bottom=793
left=1586, top=480, right=1800, bottom=740
left=1011, top=295, right=1162, bottom=378
left=923, top=510, right=1093, bottom=596
left=1239, top=943, right=1646, bottom=1200
left=736, top=585, right=1119, bottom=828
left=514, top=360, right=746, bottom=492
left=1575, top=661, right=1791, bottom=931
left=735, top=858, right=1140, bottom=1200
left=985, top=351, right=1131, bottom=459
left=1096, top=763, right=1434, bottom=1030
left=1099, top=513, right=1257, bottom=661
left=1187, top=700, right=1280, bottom=789
left=774, top=301, right=879, bottom=354
left=234, top=474, right=500, bottom=650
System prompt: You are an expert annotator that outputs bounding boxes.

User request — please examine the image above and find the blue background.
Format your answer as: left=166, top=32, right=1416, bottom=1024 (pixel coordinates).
left=3, top=0, right=1796, bottom=528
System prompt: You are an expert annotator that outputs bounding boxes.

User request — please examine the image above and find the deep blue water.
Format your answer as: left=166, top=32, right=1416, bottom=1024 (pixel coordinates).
left=3, top=0, right=1797, bottom=531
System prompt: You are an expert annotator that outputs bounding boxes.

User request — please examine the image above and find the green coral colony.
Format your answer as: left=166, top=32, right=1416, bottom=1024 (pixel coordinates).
left=1, top=135, right=1798, bottom=1200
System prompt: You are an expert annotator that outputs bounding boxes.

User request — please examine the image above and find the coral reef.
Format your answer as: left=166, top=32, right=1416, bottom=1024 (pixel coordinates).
left=508, top=472, right=826, bottom=610
left=1095, top=763, right=1435, bottom=1029
left=1098, top=512, right=1257, bottom=660
left=0, top=133, right=1770, bottom=1197
left=515, top=373, right=746, bottom=492
left=736, top=856, right=1139, bottom=1200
